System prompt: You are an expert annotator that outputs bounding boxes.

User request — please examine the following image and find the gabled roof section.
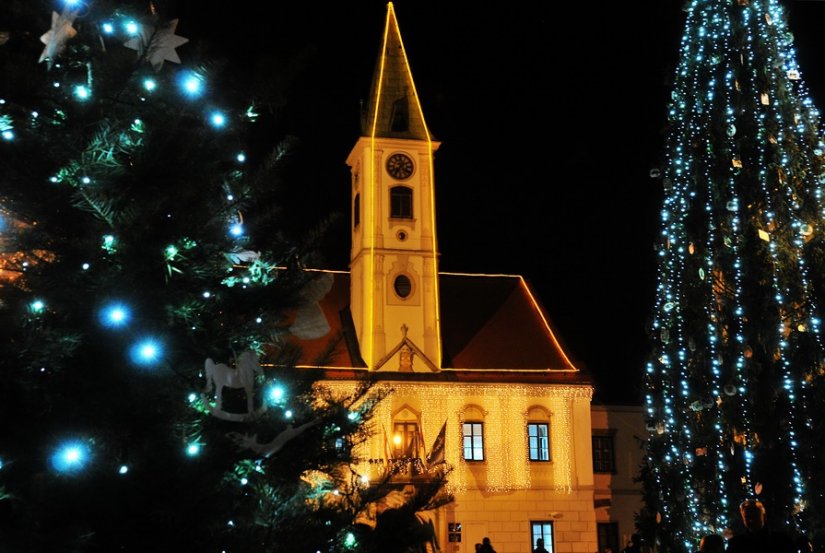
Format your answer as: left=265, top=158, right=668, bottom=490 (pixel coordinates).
left=438, top=273, right=579, bottom=371
left=373, top=326, right=440, bottom=373
left=361, top=3, right=431, bottom=140
left=285, top=271, right=581, bottom=375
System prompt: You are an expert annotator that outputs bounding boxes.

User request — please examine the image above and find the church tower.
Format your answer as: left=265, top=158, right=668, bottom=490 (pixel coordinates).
left=346, top=3, right=441, bottom=370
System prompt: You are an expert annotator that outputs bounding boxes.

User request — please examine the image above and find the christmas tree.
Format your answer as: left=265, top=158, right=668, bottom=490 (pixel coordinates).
left=0, top=1, right=449, bottom=551
left=643, top=0, right=825, bottom=550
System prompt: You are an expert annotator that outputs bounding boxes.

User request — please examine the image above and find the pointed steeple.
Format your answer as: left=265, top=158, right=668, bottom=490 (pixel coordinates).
left=361, top=3, right=431, bottom=140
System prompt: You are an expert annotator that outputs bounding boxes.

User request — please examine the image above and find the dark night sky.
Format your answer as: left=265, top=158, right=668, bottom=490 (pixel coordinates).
left=180, top=1, right=825, bottom=404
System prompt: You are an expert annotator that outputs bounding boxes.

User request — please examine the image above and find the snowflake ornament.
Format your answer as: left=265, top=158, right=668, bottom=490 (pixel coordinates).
left=39, top=9, right=79, bottom=68
left=124, top=18, right=188, bottom=71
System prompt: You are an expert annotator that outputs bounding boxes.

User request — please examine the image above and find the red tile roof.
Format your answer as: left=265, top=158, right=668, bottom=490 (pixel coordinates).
left=287, top=270, right=590, bottom=385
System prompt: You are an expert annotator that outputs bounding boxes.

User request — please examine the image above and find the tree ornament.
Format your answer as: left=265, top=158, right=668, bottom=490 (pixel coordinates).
left=727, top=124, right=736, bottom=137
left=726, top=200, right=738, bottom=212
left=800, top=224, right=813, bottom=237
left=228, top=419, right=321, bottom=458
left=724, top=384, right=737, bottom=396
left=224, top=249, right=261, bottom=264
left=731, top=158, right=742, bottom=169
left=123, top=18, right=189, bottom=71
left=754, top=482, right=763, bottom=495
left=690, top=400, right=703, bottom=411
left=732, top=430, right=747, bottom=445
left=696, top=447, right=707, bottom=456
left=761, top=93, right=770, bottom=105
left=202, top=350, right=266, bottom=421
left=788, top=70, right=800, bottom=81
left=289, top=272, right=335, bottom=339
left=39, top=8, right=78, bottom=68
left=650, top=168, right=661, bottom=179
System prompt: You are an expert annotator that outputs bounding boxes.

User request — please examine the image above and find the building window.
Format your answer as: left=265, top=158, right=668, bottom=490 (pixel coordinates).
left=394, top=275, right=412, bottom=298
left=462, top=422, right=484, bottom=461
left=390, top=95, right=409, bottom=132
left=530, top=521, right=554, bottom=553
left=597, top=522, right=619, bottom=553
left=393, top=421, right=420, bottom=458
left=592, top=435, right=616, bottom=473
left=528, top=423, right=550, bottom=461
left=353, top=193, right=360, bottom=228
left=390, top=186, right=413, bottom=219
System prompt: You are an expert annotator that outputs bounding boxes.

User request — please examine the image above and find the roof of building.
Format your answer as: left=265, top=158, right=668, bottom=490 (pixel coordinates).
left=283, top=270, right=589, bottom=385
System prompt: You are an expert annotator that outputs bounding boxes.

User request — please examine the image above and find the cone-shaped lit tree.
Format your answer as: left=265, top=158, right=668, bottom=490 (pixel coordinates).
left=0, top=1, right=450, bottom=551
left=643, top=0, right=825, bottom=550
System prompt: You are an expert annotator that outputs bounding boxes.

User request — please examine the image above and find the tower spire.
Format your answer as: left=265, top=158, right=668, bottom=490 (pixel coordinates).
left=362, top=2, right=431, bottom=140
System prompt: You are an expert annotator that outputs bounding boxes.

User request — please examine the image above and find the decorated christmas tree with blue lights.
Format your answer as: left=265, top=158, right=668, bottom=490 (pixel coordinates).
left=0, top=1, right=450, bottom=551
left=643, top=0, right=825, bottom=550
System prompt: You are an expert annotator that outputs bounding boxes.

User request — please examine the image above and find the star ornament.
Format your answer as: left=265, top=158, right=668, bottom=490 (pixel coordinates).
left=124, top=18, right=188, bottom=71
left=39, top=9, right=79, bottom=68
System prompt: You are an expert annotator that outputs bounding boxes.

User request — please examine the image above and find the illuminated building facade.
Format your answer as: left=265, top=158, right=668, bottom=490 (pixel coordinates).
left=290, top=5, right=598, bottom=552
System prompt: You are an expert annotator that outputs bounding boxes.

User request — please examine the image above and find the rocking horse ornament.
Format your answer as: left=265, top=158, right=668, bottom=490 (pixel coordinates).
left=201, top=350, right=266, bottom=422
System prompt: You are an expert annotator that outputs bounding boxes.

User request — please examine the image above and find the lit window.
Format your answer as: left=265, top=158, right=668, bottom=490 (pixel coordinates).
left=592, top=434, right=616, bottom=473
left=462, top=422, right=484, bottom=461
left=528, top=423, right=550, bottom=461
left=390, top=186, right=412, bottom=219
left=393, top=421, right=419, bottom=458
left=530, top=521, right=554, bottom=553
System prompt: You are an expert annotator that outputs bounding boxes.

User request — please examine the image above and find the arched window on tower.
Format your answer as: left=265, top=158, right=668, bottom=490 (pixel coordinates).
left=390, top=94, right=409, bottom=133
left=390, top=186, right=412, bottom=219
left=353, top=193, right=360, bottom=228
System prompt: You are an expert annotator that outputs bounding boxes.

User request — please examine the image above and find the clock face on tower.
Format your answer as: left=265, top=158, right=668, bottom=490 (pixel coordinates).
left=386, top=153, right=414, bottom=180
